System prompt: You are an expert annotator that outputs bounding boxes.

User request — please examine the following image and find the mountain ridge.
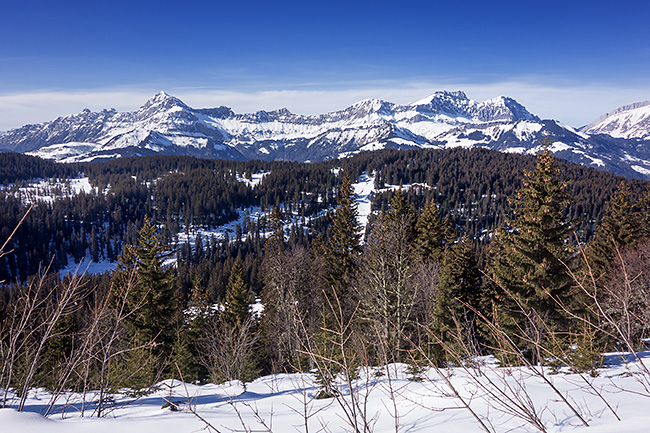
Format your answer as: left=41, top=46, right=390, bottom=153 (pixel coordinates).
left=582, top=100, right=650, bottom=140
left=1, top=91, right=650, bottom=179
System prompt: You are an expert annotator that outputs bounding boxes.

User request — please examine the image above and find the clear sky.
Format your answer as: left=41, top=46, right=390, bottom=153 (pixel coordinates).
left=1, top=0, right=649, bottom=131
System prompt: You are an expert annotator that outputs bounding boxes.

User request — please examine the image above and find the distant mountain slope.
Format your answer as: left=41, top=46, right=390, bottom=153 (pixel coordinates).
left=582, top=101, right=650, bottom=140
left=2, top=91, right=650, bottom=179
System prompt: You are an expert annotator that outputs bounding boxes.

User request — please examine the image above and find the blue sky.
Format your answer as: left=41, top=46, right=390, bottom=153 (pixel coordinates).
left=1, top=0, right=649, bottom=130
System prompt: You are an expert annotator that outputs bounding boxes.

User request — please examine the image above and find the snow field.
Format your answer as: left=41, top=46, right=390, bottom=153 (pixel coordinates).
left=2, top=354, right=650, bottom=433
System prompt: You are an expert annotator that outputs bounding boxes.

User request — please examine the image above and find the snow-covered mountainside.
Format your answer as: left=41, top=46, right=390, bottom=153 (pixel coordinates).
left=582, top=101, right=650, bottom=140
left=2, top=91, right=650, bottom=179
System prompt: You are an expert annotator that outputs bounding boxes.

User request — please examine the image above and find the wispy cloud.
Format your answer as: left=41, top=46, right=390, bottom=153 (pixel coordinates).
left=0, top=90, right=154, bottom=131
left=1, top=79, right=649, bottom=132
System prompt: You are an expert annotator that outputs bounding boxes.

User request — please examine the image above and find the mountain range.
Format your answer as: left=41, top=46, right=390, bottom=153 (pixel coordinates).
left=1, top=90, right=650, bottom=179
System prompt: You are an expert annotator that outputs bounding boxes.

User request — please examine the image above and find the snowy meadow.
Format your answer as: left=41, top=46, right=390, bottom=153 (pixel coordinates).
left=1, top=353, right=650, bottom=433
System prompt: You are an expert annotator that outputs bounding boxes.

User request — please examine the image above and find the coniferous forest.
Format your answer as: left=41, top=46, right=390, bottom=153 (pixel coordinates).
left=1, top=146, right=650, bottom=414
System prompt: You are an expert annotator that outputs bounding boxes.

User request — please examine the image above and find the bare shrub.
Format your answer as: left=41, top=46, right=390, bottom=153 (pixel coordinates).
left=200, top=314, right=259, bottom=388
left=600, top=237, right=650, bottom=349
left=555, top=238, right=650, bottom=394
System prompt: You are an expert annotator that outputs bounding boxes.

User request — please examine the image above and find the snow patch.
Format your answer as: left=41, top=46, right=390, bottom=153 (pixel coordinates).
left=352, top=172, right=375, bottom=230
left=351, top=172, right=433, bottom=234
left=26, top=142, right=99, bottom=163
left=513, top=121, right=543, bottom=140
left=236, top=171, right=270, bottom=188
left=548, top=141, right=573, bottom=153
left=59, top=255, right=117, bottom=277
left=3, top=176, right=98, bottom=205
left=632, top=165, right=650, bottom=176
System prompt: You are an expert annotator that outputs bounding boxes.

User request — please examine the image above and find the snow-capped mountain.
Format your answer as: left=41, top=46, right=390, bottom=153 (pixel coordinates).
left=2, top=91, right=650, bottom=179
left=0, top=90, right=536, bottom=163
left=582, top=101, right=650, bottom=140
left=0, top=92, right=244, bottom=162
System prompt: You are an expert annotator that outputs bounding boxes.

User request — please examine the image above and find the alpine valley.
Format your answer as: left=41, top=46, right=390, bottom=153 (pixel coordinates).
left=2, top=90, right=650, bottom=180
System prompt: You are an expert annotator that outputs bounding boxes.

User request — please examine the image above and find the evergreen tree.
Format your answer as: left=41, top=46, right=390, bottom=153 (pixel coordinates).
left=487, top=143, right=574, bottom=362
left=266, top=205, right=285, bottom=252
left=414, top=199, right=451, bottom=263
left=386, top=188, right=417, bottom=243
left=203, top=257, right=259, bottom=386
left=638, top=183, right=650, bottom=234
left=172, top=278, right=212, bottom=383
left=223, top=258, right=254, bottom=330
left=324, top=172, right=363, bottom=314
left=314, top=172, right=363, bottom=397
left=132, top=218, right=178, bottom=352
left=587, top=181, right=643, bottom=279
left=432, top=237, right=480, bottom=357
left=111, top=217, right=179, bottom=388
left=386, top=189, right=413, bottom=222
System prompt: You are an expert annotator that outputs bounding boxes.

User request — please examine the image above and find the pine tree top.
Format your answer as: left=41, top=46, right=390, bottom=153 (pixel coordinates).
left=328, top=172, right=362, bottom=256
left=224, top=258, right=254, bottom=329
left=414, top=199, right=451, bottom=262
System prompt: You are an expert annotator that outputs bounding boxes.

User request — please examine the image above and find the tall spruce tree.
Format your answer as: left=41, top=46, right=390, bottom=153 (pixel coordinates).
left=266, top=205, right=285, bottom=253
left=414, top=199, right=451, bottom=263
left=313, top=172, right=363, bottom=397
left=386, top=188, right=417, bottom=243
left=324, top=172, right=363, bottom=315
left=432, top=237, right=480, bottom=355
left=132, top=219, right=178, bottom=352
left=487, top=143, right=574, bottom=362
left=173, top=278, right=212, bottom=383
left=386, top=189, right=414, bottom=221
left=223, top=258, right=254, bottom=330
left=639, top=184, right=650, bottom=234
left=112, top=217, right=178, bottom=387
left=203, top=257, right=259, bottom=385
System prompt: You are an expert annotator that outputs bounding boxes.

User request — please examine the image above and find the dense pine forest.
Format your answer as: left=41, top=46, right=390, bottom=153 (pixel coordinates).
left=1, top=146, right=650, bottom=410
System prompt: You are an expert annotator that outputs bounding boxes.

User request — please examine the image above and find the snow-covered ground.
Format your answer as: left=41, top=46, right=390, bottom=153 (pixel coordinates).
left=2, top=176, right=97, bottom=206
left=1, top=353, right=649, bottom=433
left=235, top=170, right=270, bottom=188
left=58, top=255, right=118, bottom=277
left=173, top=203, right=325, bottom=246
left=352, top=171, right=433, bottom=235
left=353, top=172, right=376, bottom=229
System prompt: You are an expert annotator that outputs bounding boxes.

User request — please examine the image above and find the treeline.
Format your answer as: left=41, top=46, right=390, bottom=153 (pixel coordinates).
left=0, top=149, right=643, bottom=283
left=0, top=152, right=78, bottom=184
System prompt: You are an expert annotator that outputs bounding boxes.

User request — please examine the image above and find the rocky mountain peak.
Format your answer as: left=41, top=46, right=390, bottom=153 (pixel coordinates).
left=475, top=96, right=539, bottom=123
left=585, top=101, right=650, bottom=127
left=349, top=98, right=393, bottom=114
left=139, top=91, right=188, bottom=114
left=411, top=90, right=468, bottom=106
